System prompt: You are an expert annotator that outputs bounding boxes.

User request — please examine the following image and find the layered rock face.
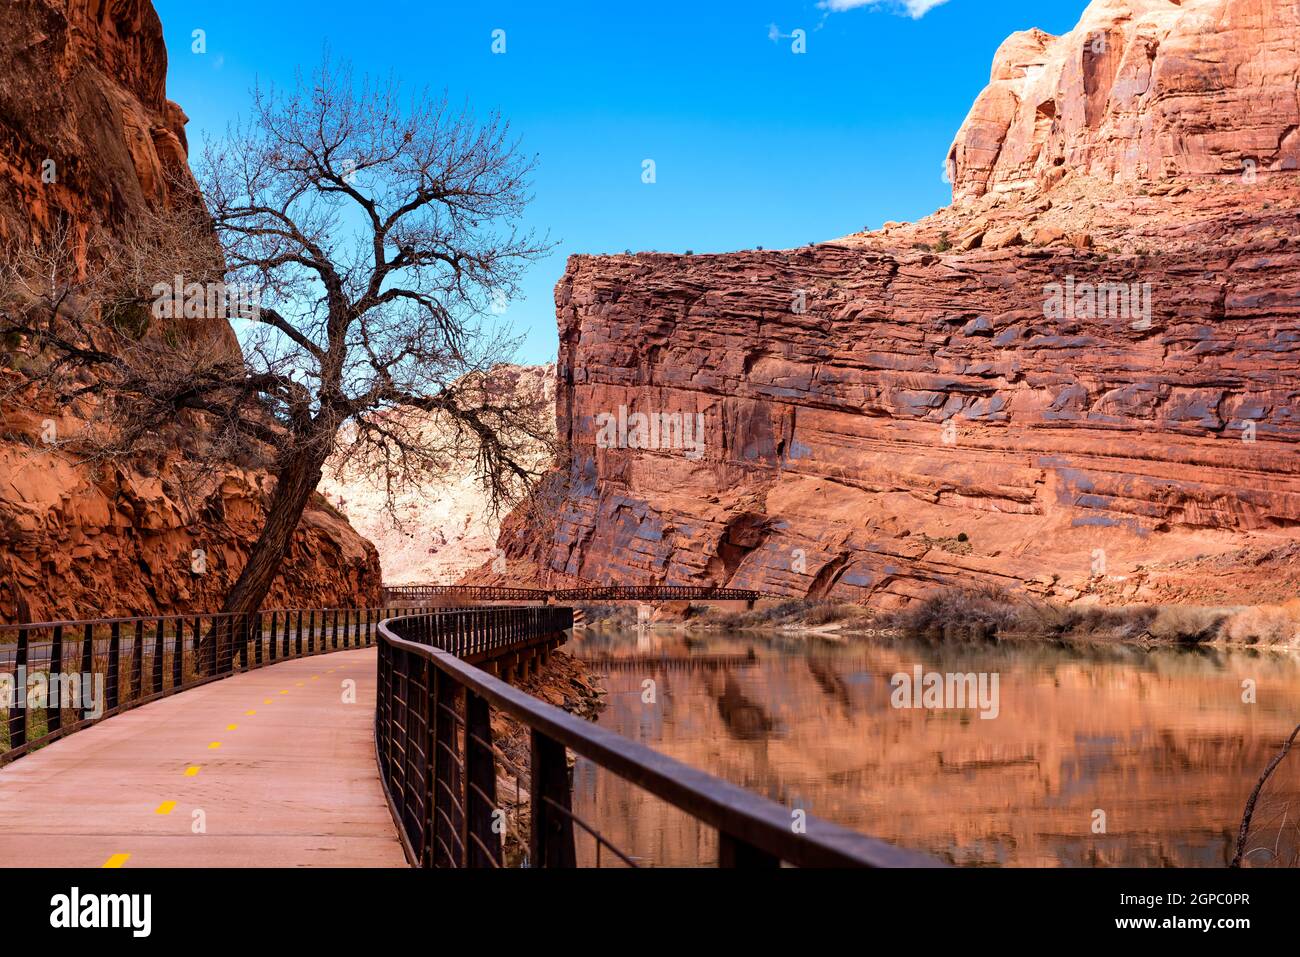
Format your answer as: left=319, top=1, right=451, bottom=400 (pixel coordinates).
left=1, top=0, right=195, bottom=243
left=0, top=446, right=380, bottom=621
left=949, top=0, right=1300, bottom=201
left=500, top=0, right=1300, bottom=608
left=0, top=0, right=381, bottom=620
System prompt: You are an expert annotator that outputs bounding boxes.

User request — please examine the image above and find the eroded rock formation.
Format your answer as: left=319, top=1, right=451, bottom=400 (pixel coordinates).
left=0, top=0, right=381, bottom=620
left=2, top=0, right=194, bottom=243
left=497, top=0, right=1300, bottom=608
left=949, top=0, right=1300, bottom=201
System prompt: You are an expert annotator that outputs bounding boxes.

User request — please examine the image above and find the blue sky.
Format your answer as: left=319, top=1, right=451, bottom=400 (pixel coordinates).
left=155, top=0, right=1088, bottom=364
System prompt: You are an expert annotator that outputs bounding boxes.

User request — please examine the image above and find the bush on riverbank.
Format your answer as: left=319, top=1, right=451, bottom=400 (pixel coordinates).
left=577, top=592, right=1300, bottom=646
left=577, top=604, right=640, bottom=628
left=1219, top=600, right=1300, bottom=646
left=698, top=600, right=867, bottom=631
left=882, top=589, right=1300, bottom=646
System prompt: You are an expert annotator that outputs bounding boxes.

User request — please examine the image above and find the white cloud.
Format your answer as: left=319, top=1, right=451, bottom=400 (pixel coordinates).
left=819, top=0, right=953, bottom=18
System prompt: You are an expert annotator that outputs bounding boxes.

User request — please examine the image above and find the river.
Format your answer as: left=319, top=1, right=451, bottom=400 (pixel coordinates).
left=564, top=624, right=1300, bottom=867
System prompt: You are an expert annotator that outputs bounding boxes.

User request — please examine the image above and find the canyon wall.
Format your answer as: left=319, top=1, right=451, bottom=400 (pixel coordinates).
left=949, top=0, right=1300, bottom=200
left=0, top=0, right=381, bottom=620
left=499, top=0, right=1300, bottom=608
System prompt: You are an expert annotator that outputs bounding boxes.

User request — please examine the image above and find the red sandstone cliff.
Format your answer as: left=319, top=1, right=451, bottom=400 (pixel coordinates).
left=0, top=0, right=381, bottom=620
left=949, top=0, right=1299, bottom=200
left=498, top=0, right=1300, bottom=608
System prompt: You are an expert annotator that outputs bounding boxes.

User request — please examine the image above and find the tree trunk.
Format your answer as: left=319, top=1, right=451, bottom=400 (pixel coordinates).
left=222, top=447, right=328, bottom=615
left=198, top=445, right=328, bottom=673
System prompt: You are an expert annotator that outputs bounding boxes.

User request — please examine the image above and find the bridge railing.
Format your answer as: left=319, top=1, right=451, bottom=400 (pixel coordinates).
left=377, top=611, right=937, bottom=868
left=382, top=584, right=551, bottom=604
left=0, top=605, right=427, bottom=765
left=381, top=583, right=770, bottom=604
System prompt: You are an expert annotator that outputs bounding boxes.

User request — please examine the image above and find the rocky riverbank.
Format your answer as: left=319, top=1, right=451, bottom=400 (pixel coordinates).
left=487, top=650, right=605, bottom=864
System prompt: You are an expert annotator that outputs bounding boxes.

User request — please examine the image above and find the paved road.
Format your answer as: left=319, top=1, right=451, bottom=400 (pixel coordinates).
left=0, top=647, right=405, bottom=867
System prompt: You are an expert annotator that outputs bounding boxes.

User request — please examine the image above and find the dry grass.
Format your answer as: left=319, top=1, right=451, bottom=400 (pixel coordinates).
left=1147, top=606, right=1229, bottom=644
left=584, top=590, right=1300, bottom=648
left=881, top=588, right=1291, bottom=646
left=697, top=600, right=866, bottom=630
left=1220, top=601, right=1300, bottom=646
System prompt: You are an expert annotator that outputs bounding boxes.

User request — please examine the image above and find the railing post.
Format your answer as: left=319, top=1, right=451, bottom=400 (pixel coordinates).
left=130, top=620, right=143, bottom=701
left=240, top=614, right=251, bottom=671
left=268, top=612, right=278, bottom=662
left=8, top=626, right=28, bottom=748
left=296, top=610, right=304, bottom=657
left=529, top=730, right=576, bottom=867
left=80, top=623, right=93, bottom=689
left=392, top=648, right=409, bottom=827
left=432, top=670, right=462, bottom=867
left=307, top=610, right=316, bottom=654
left=422, top=656, right=435, bottom=868
left=151, top=618, right=164, bottom=694
left=332, top=609, right=340, bottom=650
left=212, top=616, right=225, bottom=675
left=401, top=650, right=424, bottom=856
left=717, top=832, right=782, bottom=868
left=47, top=625, right=63, bottom=734
left=283, top=612, right=291, bottom=658
left=377, top=638, right=390, bottom=785
left=106, top=622, right=120, bottom=712
left=175, top=619, right=187, bottom=689
left=463, top=690, right=502, bottom=867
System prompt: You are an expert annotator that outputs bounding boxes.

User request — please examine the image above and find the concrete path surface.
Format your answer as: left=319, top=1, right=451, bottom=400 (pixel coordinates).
left=0, top=647, right=405, bottom=867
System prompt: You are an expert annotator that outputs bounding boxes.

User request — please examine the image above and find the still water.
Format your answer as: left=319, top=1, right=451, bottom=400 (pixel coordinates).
left=563, top=626, right=1300, bottom=867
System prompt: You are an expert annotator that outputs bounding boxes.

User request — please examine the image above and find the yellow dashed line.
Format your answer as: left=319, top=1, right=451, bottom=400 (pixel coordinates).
left=155, top=801, right=177, bottom=816
left=263, top=698, right=273, bottom=704
left=184, top=766, right=201, bottom=777
left=245, top=710, right=256, bottom=716
left=208, top=742, right=221, bottom=750
left=226, top=724, right=238, bottom=731
left=103, top=853, right=130, bottom=868
left=279, top=690, right=288, bottom=695
left=295, top=681, right=304, bottom=687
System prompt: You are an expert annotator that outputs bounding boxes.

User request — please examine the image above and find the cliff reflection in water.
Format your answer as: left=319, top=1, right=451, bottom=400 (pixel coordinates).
left=565, top=627, right=1300, bottom=867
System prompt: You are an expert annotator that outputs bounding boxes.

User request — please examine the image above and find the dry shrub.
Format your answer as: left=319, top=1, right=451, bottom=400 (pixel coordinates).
left=1221, top=600, right=1300, bottom=646
left=885, top=586, right=1022, bottom=637
left=701, top=600, right=859, bottom=630
left=1147, top=605, right=1228, bottom=644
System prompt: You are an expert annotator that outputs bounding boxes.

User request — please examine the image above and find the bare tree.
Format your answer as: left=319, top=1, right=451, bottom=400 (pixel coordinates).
left=2, top=56, right=554, bottom=625
left=194, top=57, right=553, bottom=616
left=0, top=205, right=236, bottom=465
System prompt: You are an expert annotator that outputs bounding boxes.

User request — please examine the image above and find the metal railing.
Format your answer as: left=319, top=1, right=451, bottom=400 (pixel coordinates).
left=381, top=583, right=768, bottom=604
left=0, top=605, right=424, bottom=765
left=382, top=584, right=551, bottom=603
left=551, top=585, right=764, bottom=602
left=377, top=610, right=938, bottom=868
